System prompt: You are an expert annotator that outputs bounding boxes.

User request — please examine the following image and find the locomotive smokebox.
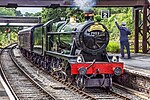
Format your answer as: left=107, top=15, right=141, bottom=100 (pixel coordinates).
left=84, top=9, right=94, bottom=21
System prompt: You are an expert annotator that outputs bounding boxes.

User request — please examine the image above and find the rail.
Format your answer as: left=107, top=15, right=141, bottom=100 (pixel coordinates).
left=0, top=43, right=19, bottom=100
left=9, top=46, right=57, bottom=100
left=113, top=82, right=150, bottom=100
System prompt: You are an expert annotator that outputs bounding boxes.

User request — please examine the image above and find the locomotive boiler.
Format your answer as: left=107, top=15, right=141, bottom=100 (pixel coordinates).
left=18, top=12, right=124, bottom=90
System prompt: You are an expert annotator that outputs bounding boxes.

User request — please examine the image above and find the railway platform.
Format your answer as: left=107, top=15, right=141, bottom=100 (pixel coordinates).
left=110, top=53, right=150, bottom=96
left=121, top=53, right=150, bottom=77
left=110, top=53, right=150, bottom=77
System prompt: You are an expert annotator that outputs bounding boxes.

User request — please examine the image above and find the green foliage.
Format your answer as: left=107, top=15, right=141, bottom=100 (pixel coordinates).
left=41, top=8, right=67, bottom=23
left=15, top=10, right=23, bottom=16
left=0, top=8, right=16, bottom=16
left=41, top=8, right=84, bottom=23
left=24, top=12, right=34, bottom=16
left=41, top=7, right=134, bottom=40
left=0, top=7, right=41, bottom=47
left=0, top=8, right=20, bottom=47
left=0, top=7, right=135, bottom=50
left=0, top=31, right=18, bottom=47
left=41, top=7, right=134, bottom=42
left=98, top=8, right=134, bottom=42
left=94, top=15, right=101, bottom=22
left=107, top=41, right=120, bottom=53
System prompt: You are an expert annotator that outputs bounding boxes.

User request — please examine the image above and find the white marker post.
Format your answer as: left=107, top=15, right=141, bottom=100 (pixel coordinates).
left=101, top=10, right=110, bottom=19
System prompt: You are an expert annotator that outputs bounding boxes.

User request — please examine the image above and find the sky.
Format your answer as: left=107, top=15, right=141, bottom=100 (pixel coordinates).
left=16, top=7, right=42, bottom=14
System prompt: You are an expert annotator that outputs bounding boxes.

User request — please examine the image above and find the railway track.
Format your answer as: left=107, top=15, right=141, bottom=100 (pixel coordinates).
left=2, top=45, right=145, bottom=100
left=50, top=73, right=131, bottom=100
left=12, top=46, right=93, bottom=100
left=55, top=75, right=146, bottom=100
left=0, top=44, right=56, bottom=99
left=13, top=47, right=142, bottom=100
left=112, top=83, right=150, bottom=100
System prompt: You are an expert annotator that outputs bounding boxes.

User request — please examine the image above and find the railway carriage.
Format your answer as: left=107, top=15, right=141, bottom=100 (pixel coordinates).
left=18, top=14, right=124, bottom=90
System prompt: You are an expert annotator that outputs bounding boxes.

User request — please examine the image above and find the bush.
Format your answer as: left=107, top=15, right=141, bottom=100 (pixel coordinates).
left=107, top=41, right=120, bottom=53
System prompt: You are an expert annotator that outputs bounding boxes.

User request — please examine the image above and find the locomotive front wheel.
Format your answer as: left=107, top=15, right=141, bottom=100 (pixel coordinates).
left=76, top=75, right=85, bottom=90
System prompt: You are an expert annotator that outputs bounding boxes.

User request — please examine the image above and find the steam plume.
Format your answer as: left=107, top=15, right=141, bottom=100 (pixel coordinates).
left=74, top=0, right=96, bottom=11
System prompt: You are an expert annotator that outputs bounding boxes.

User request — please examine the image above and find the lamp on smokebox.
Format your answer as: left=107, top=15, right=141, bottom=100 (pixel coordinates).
left=5, top=28, right=11, bottom=33
left=84, top=10, right=94, bottom=21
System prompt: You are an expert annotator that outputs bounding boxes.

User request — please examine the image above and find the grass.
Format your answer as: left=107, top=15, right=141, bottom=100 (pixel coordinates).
left=107, top=41, right=120, bottom=53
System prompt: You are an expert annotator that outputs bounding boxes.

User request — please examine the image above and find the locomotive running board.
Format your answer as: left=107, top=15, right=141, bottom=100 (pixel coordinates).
left=46, top=51, right=77, bottom=62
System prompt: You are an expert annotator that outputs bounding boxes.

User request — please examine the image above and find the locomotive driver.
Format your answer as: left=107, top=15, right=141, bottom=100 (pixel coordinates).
left=114, top=18, right=131, bottom=59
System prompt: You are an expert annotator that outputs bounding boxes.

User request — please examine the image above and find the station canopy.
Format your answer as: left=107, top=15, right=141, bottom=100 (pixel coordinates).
left=0, top=0, right=149, bottom=7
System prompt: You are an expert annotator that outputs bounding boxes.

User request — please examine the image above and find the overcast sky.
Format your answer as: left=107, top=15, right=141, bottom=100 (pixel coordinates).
left=16, top=7, right=42, bottom=14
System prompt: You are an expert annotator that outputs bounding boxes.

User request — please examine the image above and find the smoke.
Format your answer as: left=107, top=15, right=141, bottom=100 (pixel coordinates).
left=74, top=0, right=96, bottom=11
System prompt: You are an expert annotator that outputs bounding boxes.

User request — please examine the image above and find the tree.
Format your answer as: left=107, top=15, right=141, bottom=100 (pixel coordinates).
left=15, top=10, right=23, bottom=16
left=24, top=12, right=34, bottom=16
left=0, top=8, right=19, bottom=47
left=41, top=8, right=84, bottom=23
left=34, top=12, right=41, bottom=16
left=0, top=8, right=16, bottom=16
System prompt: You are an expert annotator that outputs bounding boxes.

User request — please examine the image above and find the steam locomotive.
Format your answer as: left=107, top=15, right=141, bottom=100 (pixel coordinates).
left=18, top=12, right=124, bottom=90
